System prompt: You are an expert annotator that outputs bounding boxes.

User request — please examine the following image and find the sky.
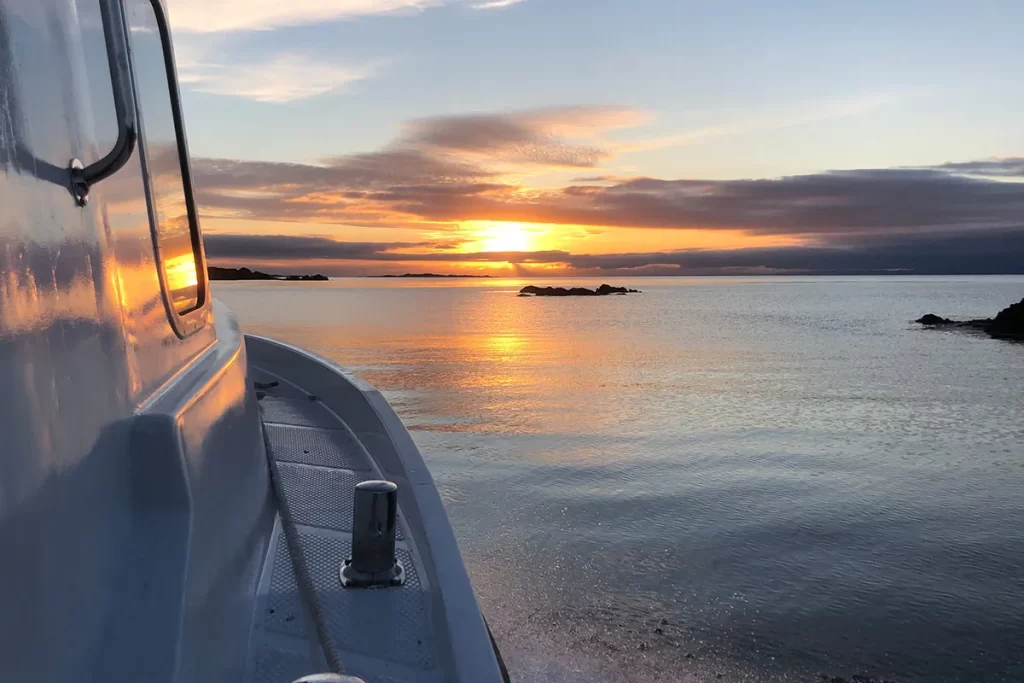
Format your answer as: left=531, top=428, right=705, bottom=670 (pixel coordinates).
left=167, top=0, right=1024, bottom=276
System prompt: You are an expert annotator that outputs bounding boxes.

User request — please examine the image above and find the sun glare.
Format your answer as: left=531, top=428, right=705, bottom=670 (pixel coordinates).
left=473, top=222, right=533, bottom=253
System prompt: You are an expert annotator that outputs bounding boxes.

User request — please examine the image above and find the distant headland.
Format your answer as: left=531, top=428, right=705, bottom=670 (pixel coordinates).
left=373, top=273, right=492, bottom=278
left=209, top=266, right=328, bottom=281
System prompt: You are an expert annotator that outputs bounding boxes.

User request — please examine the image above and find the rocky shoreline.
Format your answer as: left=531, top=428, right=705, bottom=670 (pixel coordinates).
left=915, top=297, right=1024, bottom=339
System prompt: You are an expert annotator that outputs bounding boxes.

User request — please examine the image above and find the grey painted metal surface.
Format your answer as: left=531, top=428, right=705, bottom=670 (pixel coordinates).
left=247, top=337, right=506, bottom=683
left=1, top=1, right=271, bottom=680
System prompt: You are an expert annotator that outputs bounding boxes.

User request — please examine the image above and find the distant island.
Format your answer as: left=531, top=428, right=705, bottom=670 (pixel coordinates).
left=374, top=273, right=492, bottom=278
left=519, top=284, right=641, bottom=297
left=209, top=266, right=328, bottom=281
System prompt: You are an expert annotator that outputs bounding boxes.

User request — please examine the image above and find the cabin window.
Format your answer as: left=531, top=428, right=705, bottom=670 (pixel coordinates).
left=125, top=0, right=206, bottom=320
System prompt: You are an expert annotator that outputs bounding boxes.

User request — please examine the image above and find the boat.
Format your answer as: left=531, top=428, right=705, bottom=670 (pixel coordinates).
left=0, top=1, right=509, bottom=681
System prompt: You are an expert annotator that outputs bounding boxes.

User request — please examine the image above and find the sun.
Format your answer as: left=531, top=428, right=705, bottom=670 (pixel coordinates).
left=474, top=222, right=533, bottom=252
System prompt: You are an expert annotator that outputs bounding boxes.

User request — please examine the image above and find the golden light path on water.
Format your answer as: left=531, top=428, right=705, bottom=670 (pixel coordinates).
left=217, top=276, right=1024, bottom=683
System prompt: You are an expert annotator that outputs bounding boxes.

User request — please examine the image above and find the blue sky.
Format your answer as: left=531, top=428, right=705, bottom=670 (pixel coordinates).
left=169, top=0, right=1024, bottom=275
left=172, top=0, right=1024, bottom=172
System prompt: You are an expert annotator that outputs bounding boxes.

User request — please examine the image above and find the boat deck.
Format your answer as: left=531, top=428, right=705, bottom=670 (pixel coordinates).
left=244, top=367, right=443, bottom=683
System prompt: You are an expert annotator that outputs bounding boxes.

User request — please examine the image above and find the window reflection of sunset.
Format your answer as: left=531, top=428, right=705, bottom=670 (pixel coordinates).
left=165, top=252, right=200, bottom=288
left=163, top=252, right=200, bottom=311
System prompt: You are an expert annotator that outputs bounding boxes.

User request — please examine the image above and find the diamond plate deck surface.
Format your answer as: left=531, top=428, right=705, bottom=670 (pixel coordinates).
left=266, top=424, right=371, bottom=471
left=247, top=386, right=439, bottom=683
left=260, top=397, right=345, bottom=429
left=265, top=534, right=431, bottom=668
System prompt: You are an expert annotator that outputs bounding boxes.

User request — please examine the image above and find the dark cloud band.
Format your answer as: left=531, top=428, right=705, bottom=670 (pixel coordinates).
left=205, top=229, right=1024, bottom=275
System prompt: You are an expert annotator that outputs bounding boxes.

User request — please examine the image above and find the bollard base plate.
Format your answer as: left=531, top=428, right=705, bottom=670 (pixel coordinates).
left=340, top=558, right=405, bottom=588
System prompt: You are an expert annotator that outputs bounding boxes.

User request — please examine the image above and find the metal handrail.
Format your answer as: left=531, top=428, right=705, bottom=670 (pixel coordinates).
left=71, top=0, right=137, bottom=204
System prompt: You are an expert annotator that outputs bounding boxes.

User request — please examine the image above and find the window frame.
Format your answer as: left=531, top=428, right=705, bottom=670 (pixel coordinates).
left=125, top=0, right=209, bottom=338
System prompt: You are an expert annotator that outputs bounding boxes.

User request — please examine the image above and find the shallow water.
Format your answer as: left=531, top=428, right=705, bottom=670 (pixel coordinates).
left=216, top=276, right=1024, bottom=682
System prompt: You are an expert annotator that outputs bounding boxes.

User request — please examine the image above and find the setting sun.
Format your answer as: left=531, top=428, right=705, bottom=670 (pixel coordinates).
left=472, top=222, right=534, bottom=253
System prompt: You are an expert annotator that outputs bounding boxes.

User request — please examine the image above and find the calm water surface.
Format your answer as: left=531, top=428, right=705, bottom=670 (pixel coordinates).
left=216, top=276, right=1024, bottom=683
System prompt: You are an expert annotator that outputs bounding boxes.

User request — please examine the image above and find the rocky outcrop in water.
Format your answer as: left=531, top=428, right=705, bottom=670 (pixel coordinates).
left=989, top=297, right=1024, bottom=338
left=519, top=284, right=640, bottom=296
left=914, top=314, right=991, bottom=330
left=915, top=313, right=954, bottom=325
left=915, top=297, right=1024, bottom=339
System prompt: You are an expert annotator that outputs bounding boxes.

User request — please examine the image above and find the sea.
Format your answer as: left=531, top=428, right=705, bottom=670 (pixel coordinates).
left=215, top=276, right=1024, bottom=683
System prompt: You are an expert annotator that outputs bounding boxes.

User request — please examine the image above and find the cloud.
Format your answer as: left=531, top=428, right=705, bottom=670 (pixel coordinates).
left=400, top=106, right=645, bottom=168
left=562, top=228, right=1024, bottom=275
left=167, top=0, right=438, bottom=33
left=177, top=53, right=375, bottom=102
left=195, top=146, right=494, bottom=191
left=521, top=169, right=1024, bottom=237
left=514, top=105, right=652, bottom=137
left=571, top=175, right=620, bottom=183
left=205, top=233, right=567, bottom=263
left=193, top=106, right=650, bottom=224
left=618, top=92, right=902, bottom=153
left=194, top=107, right=1024, bottom=240
left=471, top=0, right=525, bottom=8
left=192, top=107, right=1024, bottom=274
left=205, top=234, right=426, bottom=259
left=926, top=157, right=1024, bottom=178
left=204, top=229, right=1024, bottom=276
left=197, top=156, right=1024, bottom=240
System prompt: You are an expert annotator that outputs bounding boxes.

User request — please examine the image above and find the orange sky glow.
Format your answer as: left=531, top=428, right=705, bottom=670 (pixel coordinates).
left=195, top=106, right=812, bottom=276
left=178, top=0, right=1024, bottom=277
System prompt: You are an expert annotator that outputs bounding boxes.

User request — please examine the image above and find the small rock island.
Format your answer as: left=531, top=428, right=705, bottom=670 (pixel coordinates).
left=916, top=297, right=1024, bottom=339
left=519, top=284, right=641, bottom=297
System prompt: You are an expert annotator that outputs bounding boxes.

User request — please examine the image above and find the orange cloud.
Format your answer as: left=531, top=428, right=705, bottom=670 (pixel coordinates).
left=192, top=108, right=1024, bottom=276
